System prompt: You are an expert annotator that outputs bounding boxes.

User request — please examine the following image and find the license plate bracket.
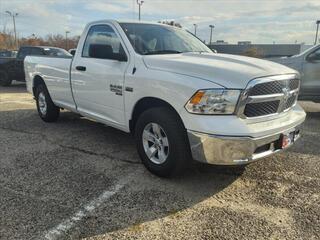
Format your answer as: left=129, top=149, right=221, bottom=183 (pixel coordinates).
left=280, top=131, right=296, bottom=149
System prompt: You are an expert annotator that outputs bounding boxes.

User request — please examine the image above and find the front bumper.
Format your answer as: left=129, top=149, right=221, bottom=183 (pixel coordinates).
left=188, top=123, right=303, bottom=165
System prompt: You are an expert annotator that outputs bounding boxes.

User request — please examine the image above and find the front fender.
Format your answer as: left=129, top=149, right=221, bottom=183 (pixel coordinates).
left=124, top=68, right=223, bottom=128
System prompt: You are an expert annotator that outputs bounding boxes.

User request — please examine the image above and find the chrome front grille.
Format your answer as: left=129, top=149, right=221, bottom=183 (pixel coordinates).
left=237, top=74, right=300, bottom=119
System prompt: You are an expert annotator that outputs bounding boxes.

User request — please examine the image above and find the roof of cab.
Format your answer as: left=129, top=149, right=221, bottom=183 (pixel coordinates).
left=86, top=19, right=171, bottom=27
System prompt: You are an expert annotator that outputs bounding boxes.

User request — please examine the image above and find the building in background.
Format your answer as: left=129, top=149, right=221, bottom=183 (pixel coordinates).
left=208, top=42, right=313, bottom=59
left=213, top=40, right=229, bottom=45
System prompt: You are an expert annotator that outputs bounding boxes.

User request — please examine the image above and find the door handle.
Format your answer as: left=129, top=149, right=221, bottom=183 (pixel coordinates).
left=76, top=66, right=86, bottom=71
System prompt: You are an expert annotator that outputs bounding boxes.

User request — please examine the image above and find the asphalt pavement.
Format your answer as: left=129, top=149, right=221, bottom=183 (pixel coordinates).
left=0, top=82, right=319, bottom=240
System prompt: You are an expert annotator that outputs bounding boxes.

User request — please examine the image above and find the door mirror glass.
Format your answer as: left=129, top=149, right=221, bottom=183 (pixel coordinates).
left=89, top=44, right=113, bottom=59
left=116, top=52, right=128, bottom=62
left=69, top=49, right=76, bottom=56
left=89, top=44, right=127, bottom=61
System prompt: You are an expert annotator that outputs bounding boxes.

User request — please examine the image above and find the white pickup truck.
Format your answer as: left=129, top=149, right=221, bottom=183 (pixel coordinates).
left=25, top=20, right=306, bottom=177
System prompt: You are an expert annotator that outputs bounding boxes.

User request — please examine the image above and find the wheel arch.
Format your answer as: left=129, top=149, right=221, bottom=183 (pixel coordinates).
left=129, top=97, right=186, bottom=133
left=32, top=75, right=46, bottom=97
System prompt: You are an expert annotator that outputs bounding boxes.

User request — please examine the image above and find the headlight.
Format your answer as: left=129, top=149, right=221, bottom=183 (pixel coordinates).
left=185, top=89, right=241, bottom=114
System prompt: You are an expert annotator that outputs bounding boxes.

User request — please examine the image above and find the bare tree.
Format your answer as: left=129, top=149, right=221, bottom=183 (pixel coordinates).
left=0, top=29, right=16, bottom=50
left=243, top=47, right=264, bottom=58
left=0, top=31, right=80, bottom=50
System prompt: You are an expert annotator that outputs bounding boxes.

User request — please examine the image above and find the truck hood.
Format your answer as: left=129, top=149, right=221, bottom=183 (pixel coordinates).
left=142, top=52, right=297, bottom=89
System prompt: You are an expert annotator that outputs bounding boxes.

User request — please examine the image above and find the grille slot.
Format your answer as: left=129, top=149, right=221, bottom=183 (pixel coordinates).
left=288, top=78, right=299, bottom=90
left=238, top=75, right=300, bottom=118
left=284, top=95, right=297, bottom=110
left=244, top=101, right=280, bottom=117
left=249, top=81, right=284, bottom=96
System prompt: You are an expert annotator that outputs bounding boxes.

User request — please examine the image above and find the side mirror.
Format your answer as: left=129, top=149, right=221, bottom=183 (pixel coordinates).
left=69, top=49, right=76, bottom=56
left=89, top=44, right=127, bottom=61
left=307, top=52, right=320, bottom=62
left=116, top=52, right=128, bottom=62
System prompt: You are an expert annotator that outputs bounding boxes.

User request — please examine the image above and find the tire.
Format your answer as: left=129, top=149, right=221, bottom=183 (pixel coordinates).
left=0, top=70, right=12, bottom=86
left=135, top=107, right=191, bottom=177
left=35, top=84, right=60, bottom=122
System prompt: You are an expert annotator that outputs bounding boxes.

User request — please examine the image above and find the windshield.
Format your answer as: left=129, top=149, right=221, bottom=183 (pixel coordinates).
left=120, top=23, right=212, bottom=55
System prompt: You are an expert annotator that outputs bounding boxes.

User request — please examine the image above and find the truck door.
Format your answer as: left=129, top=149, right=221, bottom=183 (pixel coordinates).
left=71, top=24, right=129, bottom=128
left=301, top=47, right=320, bottom=96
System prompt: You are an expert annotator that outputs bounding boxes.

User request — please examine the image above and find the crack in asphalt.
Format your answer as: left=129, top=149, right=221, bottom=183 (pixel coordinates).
left=58, top=144, right=140, bottom=165
left=0, top=126, right=140, bottom=165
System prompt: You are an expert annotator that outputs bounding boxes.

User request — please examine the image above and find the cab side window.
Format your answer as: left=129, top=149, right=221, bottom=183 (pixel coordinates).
left=31, top=48, right=44, bottom=56
left=17, top=47, right=31, bottom=59
left=82, top=25, right=124, bottom=60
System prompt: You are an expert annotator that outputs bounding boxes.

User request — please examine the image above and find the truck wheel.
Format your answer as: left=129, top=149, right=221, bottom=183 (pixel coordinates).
left=36, top=84, right=60, bottom=122
left=0, top=71, right=12, bottom=86
left=135, top=107, right=191, bottom=177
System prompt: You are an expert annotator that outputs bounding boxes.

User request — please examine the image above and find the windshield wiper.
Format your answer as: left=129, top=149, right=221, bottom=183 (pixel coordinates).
left=144, top=50, right=183, bottom=55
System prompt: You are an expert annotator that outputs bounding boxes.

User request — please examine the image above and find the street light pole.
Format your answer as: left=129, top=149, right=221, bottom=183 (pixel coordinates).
left=65, top=31, right=70, bottom=50
left=136, top=0, right=144, bottom=21
left=5, top=11, right=18, bottom=48
left=193, top=24, right=197, bottom=36
left=209, top=24, right=214, bottom=45
left=314, top=20, right=320, bottom=45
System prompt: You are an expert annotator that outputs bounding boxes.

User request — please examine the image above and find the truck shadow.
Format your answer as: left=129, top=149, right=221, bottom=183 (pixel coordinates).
left=0, top=108, right=243, bottom=239
left=289, top=110, right=320, bottom=156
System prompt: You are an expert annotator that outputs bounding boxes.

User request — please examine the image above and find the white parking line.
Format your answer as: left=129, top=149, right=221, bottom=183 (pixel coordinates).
left=44, top=173, right=135, bottom=240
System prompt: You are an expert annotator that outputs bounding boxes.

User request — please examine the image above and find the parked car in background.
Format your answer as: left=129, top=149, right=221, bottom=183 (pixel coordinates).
left=271, top=45, right=320, bottom=102
left=0, top=50, right=18, bottom=58
left=0, top=46, right=71, bottom=86
left=25, top=20, right=306, bottom=177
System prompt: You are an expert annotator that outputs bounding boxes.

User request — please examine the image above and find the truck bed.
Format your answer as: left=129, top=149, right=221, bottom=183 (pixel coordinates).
left=24, top=55, right=75, bottom=109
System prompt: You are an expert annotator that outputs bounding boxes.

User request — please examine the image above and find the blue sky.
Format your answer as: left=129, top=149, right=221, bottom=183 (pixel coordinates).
left=0, top=0, right=319, bottom=44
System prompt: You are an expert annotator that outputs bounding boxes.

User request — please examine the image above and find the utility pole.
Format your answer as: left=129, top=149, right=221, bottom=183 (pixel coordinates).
left=65, top=31, right=70, bottom=50
left=209, top=24, right=214, bottom=45
left=136, top=0, right=144, bottom=21
left=5, top=11, right=18, bottom=48
left=314, top=20, right=320, bottom=45
left=193, top=24, right=197, bottom=36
